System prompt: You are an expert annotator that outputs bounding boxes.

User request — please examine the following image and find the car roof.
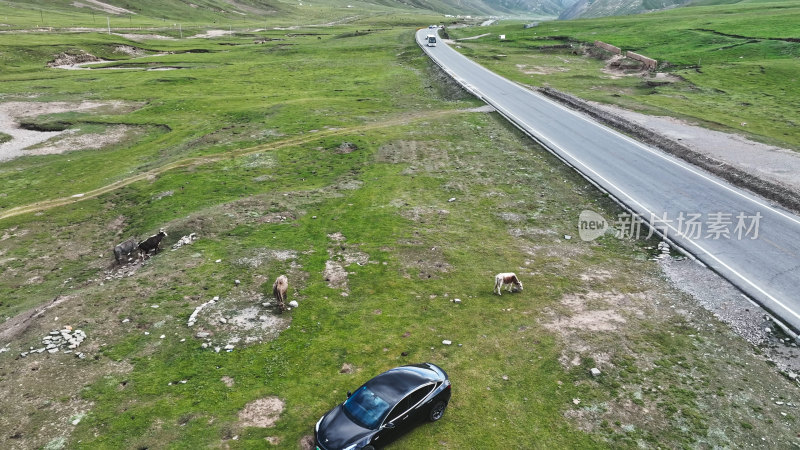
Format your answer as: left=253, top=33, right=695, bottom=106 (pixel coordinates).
left=365, top=364, right=441, bottom=403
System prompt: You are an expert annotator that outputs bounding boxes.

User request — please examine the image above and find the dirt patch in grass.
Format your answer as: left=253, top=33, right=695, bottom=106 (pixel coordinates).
left=0, top=294, right=75, bottom=342
left=395, top=239, right=451, bottom=279
left=189, top=290, right=291, bottom=347
left=517, top=63, right=569, bottom=75
left=399, top=206, right=449, bottom=223
left=71, top=0, right=134, bottom=15
left=536, top=252, right=800, bottom=446
left=113, top=33, right=176, bottom=42
left=24, top=125, right=146, bottom=157
left=234, top=248, right=298, bottom=269
left=0, top=100, right=145, bottom=162
left=323, top=232, right=370, bottom=292
left=543, top=291, right=631, bottom=334
left=47, top=50, right=103, bottom=68
left=376, top=140, right=451, bottom=174
left=323, top=260, right=348, bottom=290
left=112, top=45, right=148, bottom=57
left=191, top=30, right=234, bottom=39
left=237, top=396, right=284, bottom=428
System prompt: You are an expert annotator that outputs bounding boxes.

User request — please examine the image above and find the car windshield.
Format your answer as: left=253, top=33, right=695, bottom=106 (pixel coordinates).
left=343, top=385, right=392, bottom=429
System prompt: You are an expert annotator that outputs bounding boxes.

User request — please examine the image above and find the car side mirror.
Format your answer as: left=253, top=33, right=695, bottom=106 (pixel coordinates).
left=382, top=422, right=396, bottom=429
left=347, top=391, right=352, bottom=398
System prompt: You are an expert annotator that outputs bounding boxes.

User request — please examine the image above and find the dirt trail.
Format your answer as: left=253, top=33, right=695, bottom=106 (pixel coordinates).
left=0, top=109, right=467, bottom=221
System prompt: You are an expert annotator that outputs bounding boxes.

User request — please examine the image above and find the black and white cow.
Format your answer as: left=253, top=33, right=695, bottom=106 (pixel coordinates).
left=138, top=229, right=168, bottom=260
left=113, top=238, right=138, bottom=264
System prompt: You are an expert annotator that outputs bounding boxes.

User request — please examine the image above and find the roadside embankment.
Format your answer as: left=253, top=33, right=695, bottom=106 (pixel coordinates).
left=537, top=87, right=800, bottom=214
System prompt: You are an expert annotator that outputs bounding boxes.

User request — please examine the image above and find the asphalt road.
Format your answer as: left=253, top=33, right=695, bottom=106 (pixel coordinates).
left=417, top=29, right=800, bottom=332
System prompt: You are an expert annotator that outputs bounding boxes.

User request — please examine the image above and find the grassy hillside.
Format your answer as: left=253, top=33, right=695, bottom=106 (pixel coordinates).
left=1, top=7, right=799, bottom=450
left=447, top=0, right=800, bottom=149
left=0, top=0, right=551, bottom=29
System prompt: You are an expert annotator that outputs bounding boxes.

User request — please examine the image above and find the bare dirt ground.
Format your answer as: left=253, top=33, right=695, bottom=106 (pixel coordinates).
left=190, top=29, right=234, bottom=39
left=113, top=33, right=176, bottom=42
left=0, top=100, right=143, bottom=162
left=71, top=0, right=134, bottom=15
left=25, top=125, right=145, bottom=156
left=237, top=397, right=284, bottom=428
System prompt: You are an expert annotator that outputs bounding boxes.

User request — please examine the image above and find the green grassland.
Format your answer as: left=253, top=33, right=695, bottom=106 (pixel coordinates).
left=1, top=7, right=799, bottom=450
left=446, top=0, right=800, bottom=149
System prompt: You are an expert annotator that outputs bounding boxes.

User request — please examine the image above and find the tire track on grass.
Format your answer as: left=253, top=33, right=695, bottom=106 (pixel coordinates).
left=0, top=109, right=465, bottom=221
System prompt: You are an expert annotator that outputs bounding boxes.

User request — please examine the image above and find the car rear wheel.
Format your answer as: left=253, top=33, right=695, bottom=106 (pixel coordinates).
left=429, top=401, right=446, bottom=422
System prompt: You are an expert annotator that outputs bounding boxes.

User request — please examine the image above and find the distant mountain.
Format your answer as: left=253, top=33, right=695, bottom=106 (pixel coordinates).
left=558, top=0, right=692, bottom=20
left=482, top=0, right=580, bottom=17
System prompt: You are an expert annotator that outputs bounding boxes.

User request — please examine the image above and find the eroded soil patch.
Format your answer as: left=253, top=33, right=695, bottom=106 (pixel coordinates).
left=0, top=100, right=145, bottom=162
left=238, top=396, right=284, bottom=428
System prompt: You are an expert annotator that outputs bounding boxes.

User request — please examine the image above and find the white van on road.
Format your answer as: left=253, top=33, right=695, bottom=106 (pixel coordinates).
left=426, top=34, right=437, bottom=47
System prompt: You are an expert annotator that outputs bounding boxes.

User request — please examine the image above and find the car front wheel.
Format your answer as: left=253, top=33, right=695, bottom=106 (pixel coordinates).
left=428, top=401, right=447, bottom=422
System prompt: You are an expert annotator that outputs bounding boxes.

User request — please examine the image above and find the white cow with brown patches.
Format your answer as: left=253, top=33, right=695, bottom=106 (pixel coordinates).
left=494, top=272, right=522, bottom=295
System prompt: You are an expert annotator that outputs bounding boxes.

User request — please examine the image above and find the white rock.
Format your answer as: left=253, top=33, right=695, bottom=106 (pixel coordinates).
left=201, top=343, right=208, bottom=349
left=215, top=259, right=222, bottom=263
left=48, top=348, right=59, bottom=353
left=453, top=298, right=462, bottom=304
left=214, top=347, right=221, bottom=353
left=144, top=332, right=150, bottom=335
left=572, top=398, right=581, bottom=405
left=122, top=318, right=130, bottom=323
left=564, top=235, right=572, bottom=240
left=289, top=300, right=299, bottom=308
left=442, top=340, right=452, bottom=345
left=590, top=367, right=601, bottom=377
left=219, top=318, right=227, bottom=324
left=180, top=380, right=187, bottom=384
left=448, top=197, right=456, bottom=202
left=160, top=335, right=166, bottom=339
left=196, top=332, right=210, bottom=338
left=151, top=305, right=159, bottom=308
